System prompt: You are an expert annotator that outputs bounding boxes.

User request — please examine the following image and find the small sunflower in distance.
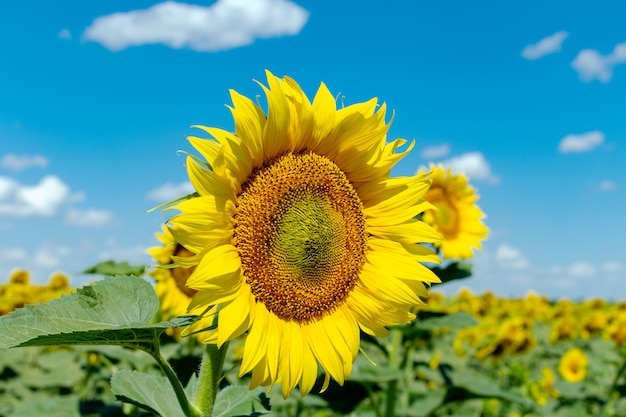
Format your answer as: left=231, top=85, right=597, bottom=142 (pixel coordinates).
left=147, top=226, right=198, bottom=321
left=558, top=348, right=588, bottom=383
left=419, top=164, right=488, bottom=259
left=167, top=71, right=442, bottom=397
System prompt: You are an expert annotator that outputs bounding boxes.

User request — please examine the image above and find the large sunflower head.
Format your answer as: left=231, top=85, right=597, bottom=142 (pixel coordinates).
left=167, top=71, right=442, bottom=397
left=419, top=164, right=488, bottom=259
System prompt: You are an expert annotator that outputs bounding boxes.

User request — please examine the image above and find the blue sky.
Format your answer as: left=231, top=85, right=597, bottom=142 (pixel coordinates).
left=1, top=0, right=624, bottom=300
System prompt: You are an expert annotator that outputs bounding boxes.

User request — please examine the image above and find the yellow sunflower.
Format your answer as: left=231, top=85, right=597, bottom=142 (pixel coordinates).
left=167, top=71, right=442, bottom=398
left=419, top=164, right=488, bottom=259
left=8, top=268, right=30, bottom=285
left=147, top=226, right=198, bottom=320
left=558, top=348, right=588, bottom=383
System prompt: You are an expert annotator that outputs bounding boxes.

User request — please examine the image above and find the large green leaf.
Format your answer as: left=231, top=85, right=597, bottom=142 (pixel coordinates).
left=0, top=276, right=197, bottom=350
left=212, top=386, right=271, bottom=417
left=110, top=370, right=187, bottom=417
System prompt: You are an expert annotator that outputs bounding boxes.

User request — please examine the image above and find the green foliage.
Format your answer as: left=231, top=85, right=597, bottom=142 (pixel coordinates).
left=0, top=276, right=197, bottom=350
left=430, top=261, right=473, bottom=284
left=111, top=370, right=187, bottom=417
left=9, top=394, right=80, bottom=417
left=83, top=260, right=147, bottom=277
left=212, top=386, right=270, bottom=417
left=2, top=275, right=626, bottom=417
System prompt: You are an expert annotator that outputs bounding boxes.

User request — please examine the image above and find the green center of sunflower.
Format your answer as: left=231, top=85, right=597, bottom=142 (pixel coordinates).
left=273, top=195, right=345, bottom=284
left=234, top=151, right=367, bottom=323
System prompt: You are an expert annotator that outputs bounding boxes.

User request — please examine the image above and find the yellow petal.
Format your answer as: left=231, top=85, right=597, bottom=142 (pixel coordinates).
left=240, top=303, right=269, bottom=376
left=368, top=220, right=442, bottom=244
left=359, top=261, right=422, bottom=306
left=217, top=285, right=252, bottom=347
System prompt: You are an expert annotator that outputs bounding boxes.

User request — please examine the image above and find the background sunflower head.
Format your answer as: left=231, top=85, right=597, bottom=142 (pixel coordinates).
left=420, top=163, right=488, bottom=259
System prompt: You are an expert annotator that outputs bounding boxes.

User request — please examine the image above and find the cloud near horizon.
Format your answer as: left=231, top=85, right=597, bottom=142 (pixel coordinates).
left=65, top=208, right=117, bottom=228
left=83, top=0, right=310, bottom=52
left=522, top=31, right=568, bottom=60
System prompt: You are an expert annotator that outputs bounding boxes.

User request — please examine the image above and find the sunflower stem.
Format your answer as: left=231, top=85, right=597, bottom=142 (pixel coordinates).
left=194, top=342, right=230, bottom=417
left=151, top=344, right=200, bottom=417
left=385, top=328, right=403, bottom=417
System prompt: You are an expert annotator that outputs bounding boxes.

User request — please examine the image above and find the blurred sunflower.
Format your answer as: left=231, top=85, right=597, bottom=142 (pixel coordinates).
left=9, top=269, right=30, bottom=285
left=147, top=226, right=199, bottom=321
left=558, top=348, right=588, bottom=383
left=419, top=164, right=488, bottom=259
left=167, top=71, right=441, bottom=397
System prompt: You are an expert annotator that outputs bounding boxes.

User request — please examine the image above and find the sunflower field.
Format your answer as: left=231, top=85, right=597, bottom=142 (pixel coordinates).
left=1, top=73, right=625, bottom=417
left=1, top=270, right=626, bottom=417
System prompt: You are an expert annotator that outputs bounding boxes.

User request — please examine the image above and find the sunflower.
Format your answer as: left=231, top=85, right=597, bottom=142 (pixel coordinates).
left=167, top=71, right=442, bottom=397
left=558, top=348, right=588, bottom=383
left=8, top=269, right=30, bottom=285
left=419, top=164, right=488, bottom=259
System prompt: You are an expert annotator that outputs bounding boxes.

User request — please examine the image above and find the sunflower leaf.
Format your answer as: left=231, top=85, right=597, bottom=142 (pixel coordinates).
left=212, top=386, right=271, bottom=417
left=83, top=260, right=147, bottom=277
left=111, top=370, right=187, bottom=417
left=430, top=261, right=473, bottom=284
left=0, top=276, right=198, bottom=350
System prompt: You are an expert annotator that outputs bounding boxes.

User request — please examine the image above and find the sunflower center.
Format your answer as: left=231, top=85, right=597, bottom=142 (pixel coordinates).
left=171, top=245, right=197, bottom=297
left=234, top=151, right=368, bottom=323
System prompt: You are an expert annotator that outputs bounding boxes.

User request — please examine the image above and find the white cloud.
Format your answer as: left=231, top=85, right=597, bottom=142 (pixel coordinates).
left=33, top=244, right=72, bottom=269
left=572, top=41, right=626, bottom=82
left=58, top=28, right=72, bottom=40
left=83, top=0, right=309, bottom=52
left=65, top=208, right=117, bottom=228
left=442, top=152, right=500, bottom=184
left=599, top=180, right=617, bottom=191
left=98, top=239, right=153, bottom=265
left=568, top=262, right=596, bottom=277
left=558, top=130, right=604, bottom=153
left=146, top=181, right=195, bottom=202
left=495, top=243, right=528, bottom=269
left=0, top=248, right=27, bottom=262
left=1, top=153, right=48, bottom=171
left=421, top=144, right=450, bottom=159
left=522, top=31, right=568, bottom=60
left=0, top=175, right=70, bottom=217
left=602, top=262, right=623, bottom=273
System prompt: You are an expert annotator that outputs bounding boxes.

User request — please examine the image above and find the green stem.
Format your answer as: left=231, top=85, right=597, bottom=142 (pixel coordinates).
left=151, top=343, right=200, bottom=417
left=194, top=342, right=230, bottom=417
left=385, top=328, right=403, bottom=417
